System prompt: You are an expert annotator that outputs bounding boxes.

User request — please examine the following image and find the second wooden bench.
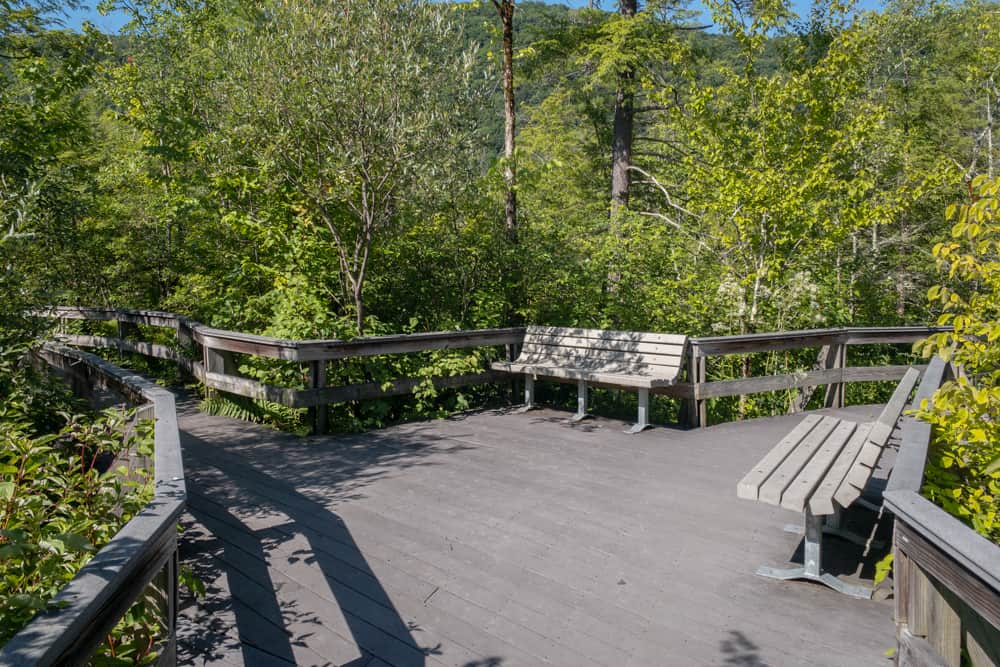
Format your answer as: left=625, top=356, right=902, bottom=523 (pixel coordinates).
left=491, top=326, right=689, bottom=433
left=737, top=366, right=921, bottom=598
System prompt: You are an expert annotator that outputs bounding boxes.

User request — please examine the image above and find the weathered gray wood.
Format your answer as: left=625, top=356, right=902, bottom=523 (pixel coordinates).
left=176, top=403, right=896, bottom=667
left=844, top=327, right=950, bottom=345
left=204, top=371, right=297, bottom=405
left=514, top=355, right=681, bottom=376
left=198, top=327, right=525, bottom=362
left=808, top=423, right=872, bottom=515
left=690, top=326, right=949, bottom=357
left=0, top=344, right=186, bottom=667
left=822, top=343, right=846, bottom=409
left=888, top=499, right=1000, bottom=631
left=928, top=578, right=962, bottom=666
left=780, top=419, right=857, bottom=513
left=690, top=330, right=844, bottom=357
left=308, top=360, right=327, bottom=435
left=962, top=604, right=1000, bottom=667
left=492, top=362, right=677, bottom=387
left=842, top=364, right=927, bottom=383
left=736, top=414, right=822, bottom=501
left=831, top=367, right=920, bottom=509
left=696, top=368, right=845, bottom=399
left=521, top=335, right=685, bottom=357
left=526, top=325, right=687, bottom=346
left=518, top=345, right=683, bottom=370
left=886, top=357, right=950, bottom=495
left=899, top=630, right=950, bottom=667
left=757, top=416, right=840, bottom=506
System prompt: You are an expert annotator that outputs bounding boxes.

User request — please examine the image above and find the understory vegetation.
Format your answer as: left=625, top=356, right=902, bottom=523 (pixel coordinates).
left=0, top=345, right=160, bottom=658
left=1, top=0, right=1000, bottom=650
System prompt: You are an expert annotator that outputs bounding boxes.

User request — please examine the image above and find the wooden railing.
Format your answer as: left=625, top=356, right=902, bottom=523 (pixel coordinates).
left=883, top=356, right=1000, bottom=667
left=0, top=343, right=185, bottom=666
left=22, top=308, right=996, bottom=664
left=36, top=308, right=948, bottom=430
left=682, top=326, right=948, bottom=427
left=39, top=306, right=525, bottom=433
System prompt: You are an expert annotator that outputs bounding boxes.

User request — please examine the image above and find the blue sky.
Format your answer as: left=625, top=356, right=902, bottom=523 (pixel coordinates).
left=62, top=0, right=885, bottom=34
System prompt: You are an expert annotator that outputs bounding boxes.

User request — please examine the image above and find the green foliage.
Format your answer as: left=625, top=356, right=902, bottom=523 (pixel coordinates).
left=874, top=552, right=894, bottom=586
left=917, top=176, right=1000, bottom=543
left=0, top=408, right=155, bottom=646
left=199, top=394, right=306, bottom=434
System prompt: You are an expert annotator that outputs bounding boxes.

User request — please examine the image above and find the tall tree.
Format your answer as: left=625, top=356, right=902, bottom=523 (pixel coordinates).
left=493, top=0, right=518, bottom=243
left=610, top=0, right=637, bottom=213
left=210, top=0, right=477, bottom=336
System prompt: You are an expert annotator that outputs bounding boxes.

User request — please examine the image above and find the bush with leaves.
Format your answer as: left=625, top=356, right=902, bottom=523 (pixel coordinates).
left=0, top=408, right=155, bottom=645
left=916, top=175, right=1000, bottom=543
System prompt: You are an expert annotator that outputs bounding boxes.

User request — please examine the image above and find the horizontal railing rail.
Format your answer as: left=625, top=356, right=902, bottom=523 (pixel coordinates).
left=883, top=356, right=1000, bottom=667
left=0, top=343, right=185, bottom=667
left=682, top=325, right=948, bottom=427
left=38, top=306, right=525, bottom=433
left=35, top=307, right=948, bottom=430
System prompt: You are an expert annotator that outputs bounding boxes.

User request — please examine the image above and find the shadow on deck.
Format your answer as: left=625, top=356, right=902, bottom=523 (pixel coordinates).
left=176, top=403, right=896, bottom=667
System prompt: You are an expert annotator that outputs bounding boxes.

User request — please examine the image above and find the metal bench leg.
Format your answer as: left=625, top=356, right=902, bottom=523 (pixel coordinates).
left=783, top=507, right=885, bottom=549
left=627, top=388, right=652, bottom=434
left=569, top=379, right=591, bottom=423
left=514, top=376, right=537, bottom=414
left=758, top=509, right=872, bottom=599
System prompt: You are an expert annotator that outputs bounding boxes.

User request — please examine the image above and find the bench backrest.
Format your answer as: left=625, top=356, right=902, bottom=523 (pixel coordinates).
left=831, top=366, right=922, bottom=509
left=516, top=326, right=688, bottom=380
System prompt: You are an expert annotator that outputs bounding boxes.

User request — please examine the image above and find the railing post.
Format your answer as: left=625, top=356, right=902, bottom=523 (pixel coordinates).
left=202, top=345, right=238, bottom=401
left=163, top=538, right=179, bottom=666
left=823, top=342, right=846, bottom=409
left=115, top=318, right=139, bottom=361
left=309, top=360, right=327, bottom=435
left=682, top=350, right=708, bottom=428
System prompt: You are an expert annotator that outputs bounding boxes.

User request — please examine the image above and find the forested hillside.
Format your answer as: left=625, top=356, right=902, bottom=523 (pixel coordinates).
left=2, top=0, right=998, bottom=342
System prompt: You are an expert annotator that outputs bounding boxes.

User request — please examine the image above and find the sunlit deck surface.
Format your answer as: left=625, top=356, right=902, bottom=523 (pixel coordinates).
left=176, top=403, right=896, bottom=667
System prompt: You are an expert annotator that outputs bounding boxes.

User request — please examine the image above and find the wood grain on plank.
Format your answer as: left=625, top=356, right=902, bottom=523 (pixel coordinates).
left=757, top=416, right=840, bottom=506
left=780, top=419, right=857, bottom=513
left=736, top=414, right=823, bottom=501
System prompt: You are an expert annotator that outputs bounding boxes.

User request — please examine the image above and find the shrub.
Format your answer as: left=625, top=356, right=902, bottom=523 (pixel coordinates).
left=917, top=175, right=1000, bottom=543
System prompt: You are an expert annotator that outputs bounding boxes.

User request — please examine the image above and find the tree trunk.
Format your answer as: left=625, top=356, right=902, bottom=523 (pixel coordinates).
left=493, top=0, right=521, bottom=326
left=610, top=0, right=637, bottom=214
left=495, top=0, right=517, bottom=243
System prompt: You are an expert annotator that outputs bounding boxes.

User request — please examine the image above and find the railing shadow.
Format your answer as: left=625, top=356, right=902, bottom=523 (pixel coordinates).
left=177, top=420, right=458, bottom=665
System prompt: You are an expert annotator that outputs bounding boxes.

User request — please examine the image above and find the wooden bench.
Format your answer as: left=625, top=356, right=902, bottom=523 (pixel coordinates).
left=736, top=367, right=921, bottom=598
left=491, top=326, right=688, bottom=434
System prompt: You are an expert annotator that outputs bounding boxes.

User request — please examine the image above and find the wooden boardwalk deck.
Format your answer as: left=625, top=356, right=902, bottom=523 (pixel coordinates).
left=175, top=403, right=896, bottom=667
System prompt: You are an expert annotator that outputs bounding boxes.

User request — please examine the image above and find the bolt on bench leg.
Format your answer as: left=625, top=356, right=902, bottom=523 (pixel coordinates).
left=627, top=388, right=652, bottom=434
left=758, top=509, right=873, bottom=599
left=569, top=379, right=591, bottom=423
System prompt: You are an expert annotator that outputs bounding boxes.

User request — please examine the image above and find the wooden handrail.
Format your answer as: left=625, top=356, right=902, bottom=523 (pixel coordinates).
left=882, top=356, right=1000, bottom=666
left=0, top=344, right=185, bottom=666
left=36, top=307, right=948, bottom=431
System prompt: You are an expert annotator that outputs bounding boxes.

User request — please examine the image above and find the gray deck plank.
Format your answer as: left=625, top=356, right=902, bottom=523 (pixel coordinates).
left=176, top=402, right=894, bottom=667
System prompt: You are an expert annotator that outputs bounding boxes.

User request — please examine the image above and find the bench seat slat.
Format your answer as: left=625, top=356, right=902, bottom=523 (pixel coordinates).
left=780, top=420, right=857, bottom=513
left=517, top=347, right=683, bottom=371
left=490, top=362, right=678, bottom=388
left=736, top=414, right=823, bottom=501
left=757, top=416, right=841, bottom=506
left=808, top=423, right=873, bottom=515
left=526, top=325, right=688, bottom=346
